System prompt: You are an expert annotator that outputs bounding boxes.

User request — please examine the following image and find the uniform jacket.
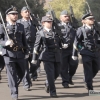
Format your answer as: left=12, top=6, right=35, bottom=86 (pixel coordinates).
left=60, top=22, right=76, bottom=54
left=73, top=25, right=100, bottom=57
left=17, top=19, right=37, bottom=52
left=17, top=19, right=36, bottom=44
left=0, top=23, right=28, bottom=58
left=32, top=28, right=62, bottom=62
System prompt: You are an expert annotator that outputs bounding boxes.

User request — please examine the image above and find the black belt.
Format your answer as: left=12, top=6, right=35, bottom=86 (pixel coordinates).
left=48, top=48, right=59, bottom=52
left=6, top=46, right=24, bottom=52
left=13, top=46, right=24, bottom=51
left=86, top=47, right=98, bottom=52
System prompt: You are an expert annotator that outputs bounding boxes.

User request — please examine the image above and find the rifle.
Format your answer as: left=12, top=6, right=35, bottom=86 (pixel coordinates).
left=85, top=1, right=100, bottom=50
left=68, top=0, right=79, bottom=29
left=48, top=4, right=65, bottom=44
left=85, top=1, right=100, bottom=34
left=24, top=0, right=41, bottom=30
left=0, top=12, right=10, bottom=40
left=0, top=12, right=27, bottom=51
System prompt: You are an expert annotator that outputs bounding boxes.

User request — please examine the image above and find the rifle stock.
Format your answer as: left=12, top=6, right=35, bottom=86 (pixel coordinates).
left=68, top=2, right=79, bottom=29
left=24, top=0, right=41, bottom=30
left=47, top=9, right=65, bottom=44
left=85, top=1, right=100, bottom=34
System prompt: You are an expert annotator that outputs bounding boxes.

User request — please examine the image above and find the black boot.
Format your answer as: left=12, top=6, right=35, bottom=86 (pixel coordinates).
left=69, top=77, right=74, bottom=85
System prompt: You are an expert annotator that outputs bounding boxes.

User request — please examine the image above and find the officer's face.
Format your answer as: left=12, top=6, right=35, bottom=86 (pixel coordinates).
left=8, top=13, right=18, bottom=22
left=42, top=21, right=53, bottom=29
left=84, top=18, right=95, bottom=25
left=21, top=10, right=30, bottom=18
left=60, top=15, right=70, bottom=23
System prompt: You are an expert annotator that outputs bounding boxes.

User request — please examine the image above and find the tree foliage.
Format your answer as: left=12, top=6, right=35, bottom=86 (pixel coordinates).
left=48, top=0, right=100, bottom=21
left=0, top=0, right=46, bottom=19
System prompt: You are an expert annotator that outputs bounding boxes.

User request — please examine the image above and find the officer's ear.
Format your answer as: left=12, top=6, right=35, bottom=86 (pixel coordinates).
left=20, top=11, right=23, bottom=17
left=20, top=12, right=22, bottom=17
left=60, top=15, right=62, bottom=21
left=41, top=22, right=45, bottom=26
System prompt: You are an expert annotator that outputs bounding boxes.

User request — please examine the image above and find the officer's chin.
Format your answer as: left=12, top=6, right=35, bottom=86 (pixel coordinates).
left=65, top=20, right=70, bottom=23
left=13, top=20, right=17, bottom=22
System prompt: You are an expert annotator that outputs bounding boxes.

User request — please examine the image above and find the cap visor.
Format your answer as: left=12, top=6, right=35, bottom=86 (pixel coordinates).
left=85, top=16, right=94, bottom=19
left=8, top=11, right=18, bottom=14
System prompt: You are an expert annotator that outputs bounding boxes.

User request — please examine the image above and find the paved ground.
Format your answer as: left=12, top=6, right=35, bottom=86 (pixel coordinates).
left=0, top=63, right=100, bottom=100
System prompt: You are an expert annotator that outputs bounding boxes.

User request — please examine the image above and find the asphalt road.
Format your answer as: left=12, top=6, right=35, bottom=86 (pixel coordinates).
left=0, top=63, right=100, bottom=100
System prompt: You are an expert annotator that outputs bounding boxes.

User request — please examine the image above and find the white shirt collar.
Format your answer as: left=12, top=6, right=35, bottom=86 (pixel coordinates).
left=22, top=18, right=30, bottom=22
left=44, top=27, right=52, bottom=32
left=22, top=18, right=31, bottom=25
left=7, top=20, right=16, bottom=25
left=85, top=24, right=93, bottom=29
left=61, top=22, right=66, bottom=26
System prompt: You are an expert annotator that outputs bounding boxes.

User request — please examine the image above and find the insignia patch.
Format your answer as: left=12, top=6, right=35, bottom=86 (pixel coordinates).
left=13, top=7, right=17, bottom=11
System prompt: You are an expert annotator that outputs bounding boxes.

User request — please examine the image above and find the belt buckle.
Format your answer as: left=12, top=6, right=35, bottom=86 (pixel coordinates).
left=13, top=46, right=18, bottom=51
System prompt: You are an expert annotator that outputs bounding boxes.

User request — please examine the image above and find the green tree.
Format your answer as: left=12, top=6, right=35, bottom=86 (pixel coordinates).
left=0, top=0, right=46, bottom=19
left=48, top=0, right=100, bottom=21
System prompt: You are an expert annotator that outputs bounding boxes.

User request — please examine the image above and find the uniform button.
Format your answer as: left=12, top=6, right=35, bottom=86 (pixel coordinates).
left=14, top=37, right=16, bottom=39
left=55, top=44, right=57, bottom=46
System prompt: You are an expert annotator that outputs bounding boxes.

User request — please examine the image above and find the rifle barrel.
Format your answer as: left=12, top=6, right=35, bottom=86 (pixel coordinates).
left=0, top=12, right=10, bottom=40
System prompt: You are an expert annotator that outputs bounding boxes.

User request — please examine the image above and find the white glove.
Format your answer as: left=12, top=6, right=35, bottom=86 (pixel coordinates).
left=5, top=39, right=13, bottom=46
left=0, top=51, right=2, bottom=55
left=62, top=44, right=68, bottom=49
left=25, top=54, right=29, bottom=59
left=72, top=56, right=78, bottom=60
left=31, top=60, right=37, bottom=64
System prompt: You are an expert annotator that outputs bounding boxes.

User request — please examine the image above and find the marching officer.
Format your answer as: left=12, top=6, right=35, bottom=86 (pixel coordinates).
left=17, top=6, right=37, bottom=90
left=60, top=10, right=78, bottom=88
left=31, top=16, right=67, bottom=97
left=72, top=13, right=100, bottom=90
left=0, top=6, right=28, bottom=100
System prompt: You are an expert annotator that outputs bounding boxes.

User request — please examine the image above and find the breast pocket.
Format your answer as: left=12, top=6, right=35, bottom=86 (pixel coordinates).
left=45, top=38, right=54, bottom=45
left=8, top=31, right=14, bottom=39
left=16, top=31, right=23, bottom=40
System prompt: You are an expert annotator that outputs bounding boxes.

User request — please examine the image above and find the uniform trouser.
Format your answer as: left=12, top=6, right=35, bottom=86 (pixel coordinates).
left=61, top=54, right=78, bottom=86
left=31, top=60, right=41, bottom=78
left=43, top=61, right=61, bottom=95
left=22, top=59, right=31, bottom=88
left=82, top=55, right=99, bottom=90
left=22, top=53, right=39, bottom=86
left=0, top=55, right=5, bottom=71
left=0, top=56, right=5, bottom=80
left=4, top=56, right=26, bottom=98
left=30, top=56, right=41, bottom=78
left=28, top=54, right=38, bottom=74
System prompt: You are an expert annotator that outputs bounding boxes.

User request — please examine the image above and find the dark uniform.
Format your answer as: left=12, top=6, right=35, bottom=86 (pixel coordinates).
left=0, top=55, right=5, bottom=80
left=0, top=7, right=28, bottom=99
left=0, top=55, right=5, bottom=71
left=73, top=13, right=99, bottom=90
left=32, top=16, right=62, bottom=97
left=60, top=10, right=78, bottom=87
left=0, top=27, right=5, bottom=76
left=17, top=6, right=37, bottom=88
